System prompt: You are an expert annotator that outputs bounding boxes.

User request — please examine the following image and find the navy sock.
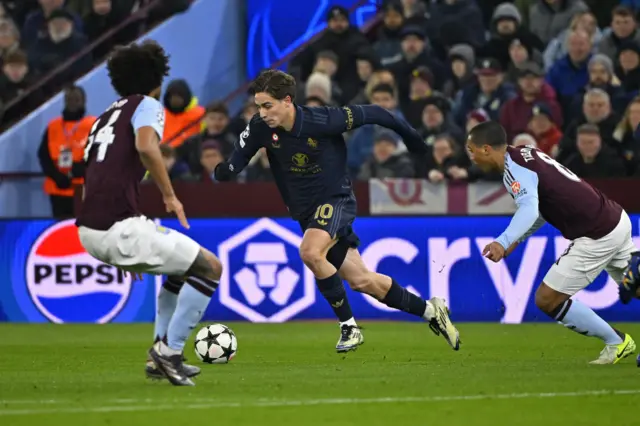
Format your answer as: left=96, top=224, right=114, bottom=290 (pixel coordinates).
left=381, top=279, right=427, bottom=318
left=316, top=272, right=354, bottom=322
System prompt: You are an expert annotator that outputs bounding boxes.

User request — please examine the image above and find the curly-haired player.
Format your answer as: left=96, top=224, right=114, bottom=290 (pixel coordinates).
left=76, top=40, right=221, bottom=386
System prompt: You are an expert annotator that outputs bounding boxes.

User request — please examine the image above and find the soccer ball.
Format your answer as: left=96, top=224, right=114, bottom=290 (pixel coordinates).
left=194, top=323, right=237, bottom=364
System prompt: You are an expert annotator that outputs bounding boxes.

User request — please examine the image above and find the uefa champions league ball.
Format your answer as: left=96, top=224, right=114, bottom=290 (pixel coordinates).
left=194, top=324, right=238, bottom=364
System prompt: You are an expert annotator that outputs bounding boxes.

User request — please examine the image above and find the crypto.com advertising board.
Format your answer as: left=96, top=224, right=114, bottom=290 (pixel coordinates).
left=1, top=217, right=639, bottom=323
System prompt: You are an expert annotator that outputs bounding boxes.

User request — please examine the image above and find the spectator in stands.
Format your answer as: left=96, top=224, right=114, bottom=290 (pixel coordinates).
left=161, top=78, right=204, bottom=148
left=0, top=50, right=43, bottom=125
left=0, top=18, right=20, bottom=62
left=563, top=123, right=625, bottom=178
left=351, top=68, right=396, bottom=105
left=596, top=6, right=640, bottom=62
left=512, top=132, right=538, bottom=147
left=568, top=54, right=627, bottom=119
left=427, top=0, right=485, bottom=51
left=304, top=72, right=335, bottom=106
left=527, top=102, right=563, bottom=156
left=28, top=8, right=91, bottom=88
left=444, top=44, right=476, bottom=98
left=466, top=108, right=490, bottom=133
left=305, top=96, right=326, bottom=107
left=159, top=144, right=190, bottom=181
left=615, top=42, right=640, bottom=94
left=613, top=96, right=640, bottom=174
left=357, top=132, right=415, bottom=180
left=347, top=83, right=404, bottom=176
left=528, top=0, right=589, bottom=45
left=228, top=96, right=257, bottom=137
left=1, top=1, right=38, bottom=28
left=22, top=0, right=83, bottom=47
left=37, top=85, right=95, bottom=218
left=373, top=1, right=404, bottom=67
left=387, top=25, right=447, bottom=100
left=500, top=61, right=563, bottom=142
left=403, top=66, right=441, bottom=128
left=477, top=3, right=544, bottom=69
left=546, top=29, right=592, bottom=116
left=83, top=0, right=139, bottom=61
left=418, top=95, right=464, bottom=147
left=177, top=102, right=236, bottom=174
left=543, top=11, right=601, bottom=71
left=244, top=148, right=273, bottom=182
left=198, top=140, right=227, bottom=182
left=311, top=50, right=343, bottom=103
left=351, top=48, right=380, bottom=103
left=453, top=58, right=516, bottom=127
left=504, top=38, right=542, bottom=83
left=289, top=6, right=369, bottom=102
left=424, top=134, right=471, bottom=182
left=558, top=88, right=620, bottom=162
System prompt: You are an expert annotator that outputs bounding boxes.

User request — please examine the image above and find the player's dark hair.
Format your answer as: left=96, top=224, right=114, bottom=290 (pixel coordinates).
left=107, top=40, right=170, bottom=97
left=205, top=101, right=229, bottom=116
left=249, top=69, right=296, bottom=102
left=468, top=121, right=507, bottom=147
left=371, top=83, right=395, bottom=97
left=577, top=123, right=601, bottom=137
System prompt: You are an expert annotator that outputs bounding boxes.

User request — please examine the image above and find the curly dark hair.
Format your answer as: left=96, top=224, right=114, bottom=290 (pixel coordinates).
left=107, top=40, right=170, bottom=97
left=249, top=69, right=296, bottom=102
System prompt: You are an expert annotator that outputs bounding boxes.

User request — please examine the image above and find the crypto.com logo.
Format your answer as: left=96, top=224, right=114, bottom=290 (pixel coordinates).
left=218, top=218, right=315, bottom=322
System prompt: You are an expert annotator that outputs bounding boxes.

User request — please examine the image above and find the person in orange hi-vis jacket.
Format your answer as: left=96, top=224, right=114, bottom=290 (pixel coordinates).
left=161, top=79, right=204, bottom=148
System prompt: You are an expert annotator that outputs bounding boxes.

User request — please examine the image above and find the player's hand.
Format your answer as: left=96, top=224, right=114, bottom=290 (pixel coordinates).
left=482, top=241, right=506, bottom=262
left=164, top=195, right=190, bottom=229
left=214, top=162, right=233, bottom=182
left=447, top=166, right=469, bottom=180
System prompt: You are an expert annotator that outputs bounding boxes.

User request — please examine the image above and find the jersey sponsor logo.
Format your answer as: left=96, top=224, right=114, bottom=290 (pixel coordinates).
left=24, top=220, right=134, bottom=323
left=291, top=153, right=309, bottom=167
left=307, top=138, right=318, bottom=149
left=217, top=218, right=315, bottom=322
left=510, top=181, right=521, bottom=194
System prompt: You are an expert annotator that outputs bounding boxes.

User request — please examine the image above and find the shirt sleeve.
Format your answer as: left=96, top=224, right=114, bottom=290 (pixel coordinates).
left=131, top=96, right=165, bottom=140
left=496, top=161, right=541, bottom=249
left=297, top=105, right=428, bottom=155
left=226, top=121, right=261, bottom=176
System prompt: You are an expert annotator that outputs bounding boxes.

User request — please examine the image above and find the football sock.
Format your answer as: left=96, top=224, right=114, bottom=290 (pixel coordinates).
left=154, top=277, right=184, bottom=342
left=166, top=276, right=218, bottom=352
left=340, top=318, right=358, bottom=328
left=381, top=279, right=427, bottom=318
left=551, top=299, right=623, bottom=345
left=316, top=272, right=355, bottom=323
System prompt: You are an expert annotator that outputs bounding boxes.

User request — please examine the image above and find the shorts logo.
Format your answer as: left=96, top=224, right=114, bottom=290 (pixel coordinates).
left=156, top=225, right=170, bottom=235
left=218, top=218, right=315, bottom=322
left=25, top=220, right=134, bottom=323
left=511, top=181, right=521, bottom=194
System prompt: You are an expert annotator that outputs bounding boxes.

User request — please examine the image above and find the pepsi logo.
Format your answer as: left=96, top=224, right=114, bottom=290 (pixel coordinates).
left=25, top=220, right=133, bottom=323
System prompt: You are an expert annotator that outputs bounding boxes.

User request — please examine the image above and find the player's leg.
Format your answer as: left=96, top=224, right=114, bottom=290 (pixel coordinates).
left=539, top=215, right=636, bottom=364
left=338, top=248, right=460, bottom=350
left=153, top=276, right=184, bottom=344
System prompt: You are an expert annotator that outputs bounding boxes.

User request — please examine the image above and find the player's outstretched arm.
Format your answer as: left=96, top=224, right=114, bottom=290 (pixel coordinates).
left=298, top=105, right=428, bottom=155
left=214, top=122, right=260, bottom=181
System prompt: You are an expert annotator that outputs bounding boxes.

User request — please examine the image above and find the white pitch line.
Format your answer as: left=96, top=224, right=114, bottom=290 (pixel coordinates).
left=1, top=389, right=639, bottom=416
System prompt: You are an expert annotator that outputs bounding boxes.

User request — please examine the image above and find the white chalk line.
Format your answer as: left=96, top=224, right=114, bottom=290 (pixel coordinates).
left=1, top=389, right=639, bottom=416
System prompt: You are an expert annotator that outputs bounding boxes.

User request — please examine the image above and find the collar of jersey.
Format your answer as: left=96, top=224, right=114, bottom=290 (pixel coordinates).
left=289, top=104, right=304, bottom=137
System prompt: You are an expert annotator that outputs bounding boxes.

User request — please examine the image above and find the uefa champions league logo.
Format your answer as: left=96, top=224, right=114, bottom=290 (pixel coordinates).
left=25, top=220, right=134, bottom=323
left=218, top=218, right=315, bottom=322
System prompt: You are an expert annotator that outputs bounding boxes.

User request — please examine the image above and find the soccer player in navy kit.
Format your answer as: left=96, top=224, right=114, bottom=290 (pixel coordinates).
left=215, top=70, right=461, bottom=352
left=76, top=41, right=221, bottom=386
left=467, top=121, right=637, bottom=364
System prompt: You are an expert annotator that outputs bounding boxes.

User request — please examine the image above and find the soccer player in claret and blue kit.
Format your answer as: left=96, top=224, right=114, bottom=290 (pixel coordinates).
left=215, top=69, right=461, bottom=353
left=467, top=121, right=638, bottom=364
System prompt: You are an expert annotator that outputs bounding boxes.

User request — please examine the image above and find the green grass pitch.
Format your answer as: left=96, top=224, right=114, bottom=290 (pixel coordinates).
left=0, top=322, right=639, bottom=426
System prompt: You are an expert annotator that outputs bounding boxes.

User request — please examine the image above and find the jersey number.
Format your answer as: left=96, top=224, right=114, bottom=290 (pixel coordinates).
left=535, top=150, right=580, bottom=182
left=84, top=110, right=122, bottom=162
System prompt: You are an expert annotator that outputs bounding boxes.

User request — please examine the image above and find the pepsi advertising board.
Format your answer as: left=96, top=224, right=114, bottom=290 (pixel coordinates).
left=1, top=216, right=640, bottom=324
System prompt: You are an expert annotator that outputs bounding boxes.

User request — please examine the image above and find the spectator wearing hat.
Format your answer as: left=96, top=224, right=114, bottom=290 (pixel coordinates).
left=0, top=49, right=43, bottom=125
left=357, top=131, right=415, bottom=180
left=453, top=57, right=516, bottom=127
left=476, top=3, right=544, bottom=70
left=528, top=0, right=589, bottom=45
left=244, top=148, right=274, bottom=183
left=402, top=66, right=444, bottom=128
left=543, top=11, right=601, bottom=71
left=22, top=0, right=84, bottom=47
left=418, top=95, right=464, bottom=147
left=466, top=108, right=490, bottom=133
left=387, top=24, right=448, bottom=101
left=500, top=61, right=562, bottom=142
left=444, top=44, right=476, bottom=98
left=0, top=18, right=20, bottom=62
left=527, top=102, right=563, bottom=157
left=304, top=71, right=335, bottom=106
left=563, top=124, right=625, bottom=178
left=289, top=5, right=369, bottom=102
left=161, top=78, right=205, bottom=149
left=546, top=29, right=593, bottom=118
left=427, top=0, right=485, bottom=51
left=596, top=6, right=640, bottom=62
left=615, top=41, right=640, bottom=94
left=158, top=144, right=191, bottom=181
left=199, top=140, right=228, bottom=182
left=613, top=95, right=640, bottom=174
left=568, top=54, right=627, bottom=119
left=373, top=1, right=405, bottom=67
left=423, top=134, right=471, bottom=183
left=28, top=8, right=91, bottom=88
